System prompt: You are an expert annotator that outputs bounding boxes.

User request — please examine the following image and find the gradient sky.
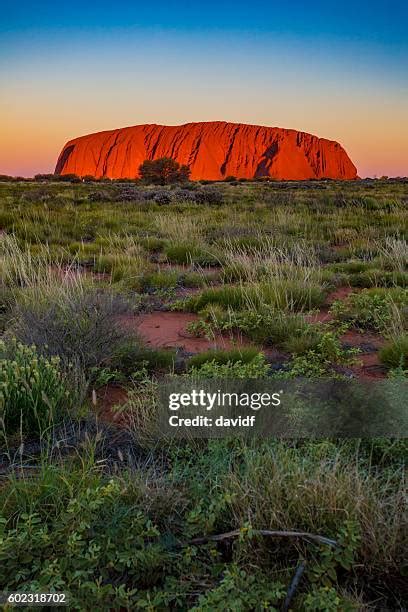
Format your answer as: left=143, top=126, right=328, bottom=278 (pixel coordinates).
left=1, top=0, right=407, bottom=177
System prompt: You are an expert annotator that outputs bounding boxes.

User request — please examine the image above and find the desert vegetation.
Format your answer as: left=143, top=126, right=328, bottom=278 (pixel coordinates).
left=0, top=177, right=407, bottom=609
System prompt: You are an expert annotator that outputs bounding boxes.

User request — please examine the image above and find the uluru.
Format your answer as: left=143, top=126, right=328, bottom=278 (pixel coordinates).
left=55, top=121, right=357, bottom=181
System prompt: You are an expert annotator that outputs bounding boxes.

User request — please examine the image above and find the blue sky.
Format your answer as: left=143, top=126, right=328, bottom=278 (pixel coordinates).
left=1, top=0, right=407, bottom=176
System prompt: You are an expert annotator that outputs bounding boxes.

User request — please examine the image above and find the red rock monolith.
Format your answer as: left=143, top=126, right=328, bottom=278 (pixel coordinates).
left=55, top=121, right=357, bottom=180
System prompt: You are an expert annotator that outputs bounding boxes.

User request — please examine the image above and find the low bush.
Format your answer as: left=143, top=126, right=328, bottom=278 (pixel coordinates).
left=187, top=286, right=247, bottom=312
left=347, top=270, right=408, bottom=288
left=93, top=251, right=149, bottom=289
left=88, top=190, right=113, bottom=202
left=180, top=271, right=215, bottom=288
left=194, top=186, right=224, bottom=205
left=165, top=244, right=200, bottom=265
left=140, top=236, right=166, bottom=252
left=330, top=260, right=374, bottom=274
left=171, top=188, right=198, bottom=203
left=282, top=324, right=323, bottom=355
left=13, top=289, right=137, bottom=375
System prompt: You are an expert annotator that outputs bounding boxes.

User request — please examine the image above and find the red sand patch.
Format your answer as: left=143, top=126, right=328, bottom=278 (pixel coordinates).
left=351, top=352, right=388, bottom=380
left=120, top=311, right=251, bottom=352
left=94, top=385, right=128, bottom=423
left=341, top=329, right=384, bottom=349
left=306, top=287, right=356, bottom=324
left=326, top=286, right=355, bottom=304
left=341, top=329, right=387, bottom=379
left=306, top=310, right=333, bottom=324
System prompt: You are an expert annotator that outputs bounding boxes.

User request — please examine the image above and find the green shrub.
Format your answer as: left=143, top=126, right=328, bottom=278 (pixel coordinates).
left=188, top=352, right=270, bottom=378
left=259, top=280, right=325, bottom=311
left=330, top=260, right=374, bottom=274
left=282, top=331, right=358, bottom=378
left=140, top=236, right=166, bottom=252
left=165, top=244, right=198, bottom=264
left=379, top=335, right=408, bottom=369
left=303, top=586, right=353, bottom=611
left=0, top=476, right=172, bottom=609
left=0, top=339, right=70, bottom=435
left=187, top=286, right=247, bottom=312
left=282, top=324, right=322, bottom=355
left=331, top=288, right=408, bottom=332
left=191, top=566, right=285, bottom=610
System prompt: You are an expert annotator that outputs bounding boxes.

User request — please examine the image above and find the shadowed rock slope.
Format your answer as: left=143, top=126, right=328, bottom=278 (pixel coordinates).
left=55, top=121, right=357, bottom=180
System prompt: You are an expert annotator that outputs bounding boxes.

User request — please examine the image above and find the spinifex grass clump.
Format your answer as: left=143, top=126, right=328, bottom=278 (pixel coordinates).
left=186, top=279, right=325, bottom=314
left=379, top=334, right=408, bottom=370
left=0, top=338, right=70, bottom=435
left=187, top=346, right=261, bottom=370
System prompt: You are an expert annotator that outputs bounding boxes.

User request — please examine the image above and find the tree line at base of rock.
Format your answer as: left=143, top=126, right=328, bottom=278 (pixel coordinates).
left=1, top=157, right=406, bottom=184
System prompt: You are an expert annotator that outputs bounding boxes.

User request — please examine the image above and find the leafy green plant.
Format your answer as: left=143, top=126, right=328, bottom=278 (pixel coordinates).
left=0, top=477, right=170, bottom=609
left=89, top=366, right=125, bottom=388
left=308, top=521, right=361, bottom=587
left=303, top=586, right=354, bottom=611
left=188, top=352, right=270, bottom=378
left=191, top=566, right=285, bottom=611
left=282, top=330, right=359, bottom=378
left=188, top=305, right=320, bottom=350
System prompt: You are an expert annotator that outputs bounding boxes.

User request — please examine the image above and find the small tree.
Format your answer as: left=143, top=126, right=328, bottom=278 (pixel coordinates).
left=139, top=157, right=191, bottom=185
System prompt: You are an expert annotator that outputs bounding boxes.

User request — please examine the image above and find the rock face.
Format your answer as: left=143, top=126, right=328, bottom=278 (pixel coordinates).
left=55, top=121, right=357, bottom=180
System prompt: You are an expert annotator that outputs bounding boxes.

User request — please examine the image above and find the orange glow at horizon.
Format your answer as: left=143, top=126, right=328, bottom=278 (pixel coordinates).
left=1, top=30, right=407, bottom=178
